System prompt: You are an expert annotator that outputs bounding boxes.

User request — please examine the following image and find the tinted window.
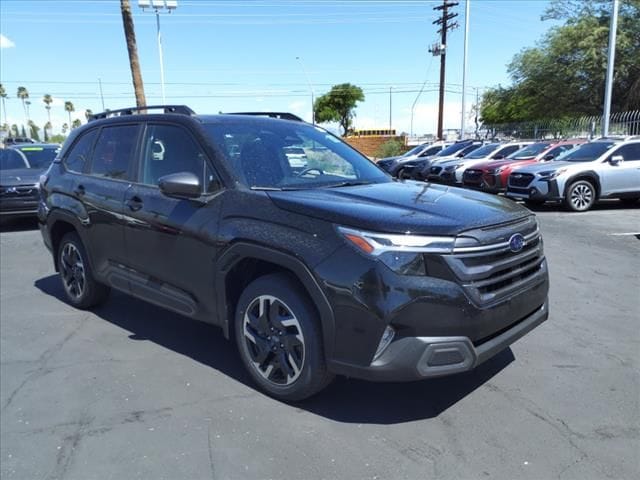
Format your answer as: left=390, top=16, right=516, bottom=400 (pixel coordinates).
left=403, top=144, right=427, bottom=157
left=64, top=130, right=98, bottom=173
left=610, top=143, right=640, bottom=162
left=204, top=121, right=388, bottom=189
left=437, top=141, right=471, bottom=157
left=419, top=145, right=443, bottom=157
left=89, top=125, right=140, bottom=179
left=508, top=143, right=549, bottom=159
left=140, top=124, right=218, bottom=192
left=498, top=145, right=523, bottom=158
left=18, top=146, right=59, bottom=169
left=563, top=142, right=616, bottom=162
left=460, top=144, right=482, bottom=156
left=464, top=143, right=500, bottom=159
left=0, top=149, right=29, bottom=170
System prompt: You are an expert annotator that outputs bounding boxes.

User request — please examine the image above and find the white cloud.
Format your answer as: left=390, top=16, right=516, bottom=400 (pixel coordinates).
left=0, top=34, right=15, bottom=49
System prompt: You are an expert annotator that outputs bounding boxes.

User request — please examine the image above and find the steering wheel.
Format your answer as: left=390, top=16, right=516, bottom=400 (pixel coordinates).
left=297, top=167, right=324, bottom=177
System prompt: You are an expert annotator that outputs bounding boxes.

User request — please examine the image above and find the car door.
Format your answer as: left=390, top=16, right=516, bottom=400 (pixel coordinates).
left=75, top=124, right=141, bottom=283
left=122, top=122, right=224, bottom=318
left=599, top=143, right=640, bottom=195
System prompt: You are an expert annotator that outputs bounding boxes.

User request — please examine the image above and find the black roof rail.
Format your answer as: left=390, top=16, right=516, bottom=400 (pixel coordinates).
left=225, top=112, right=305, bottom=122
left=89, top=105, right=195, bottom=121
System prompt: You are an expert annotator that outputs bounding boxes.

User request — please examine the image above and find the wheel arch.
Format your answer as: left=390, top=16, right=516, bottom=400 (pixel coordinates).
left=48, top=211, right=88, bottom=272
left=216, top=242, right=335, bottom=360
left=564, top=171, right=601, bottom=199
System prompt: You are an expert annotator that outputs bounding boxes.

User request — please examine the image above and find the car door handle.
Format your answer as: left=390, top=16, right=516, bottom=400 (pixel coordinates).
left=125, top=196, right=143, bottom=212
left=73, top=184, right=85, bottom=196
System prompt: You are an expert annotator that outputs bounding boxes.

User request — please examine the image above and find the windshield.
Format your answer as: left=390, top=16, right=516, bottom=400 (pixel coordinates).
left=16, top=146, right=59, bottom=169
left=561, top=141, right=616, bottom=162
left=0, top=149, right=29, bottom=170
left=403, top=143, right=428, bottom=157
left=436, top=142, right=471, bottom=157
left=507, top=142, right=550, bottom=160
left=463, top=143, right=500, bottom=159
left=204, top=121, right=389, bottom=189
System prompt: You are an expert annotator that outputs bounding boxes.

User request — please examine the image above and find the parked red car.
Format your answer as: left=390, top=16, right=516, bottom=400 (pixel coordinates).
left=462, top=139, right=587, bottom=193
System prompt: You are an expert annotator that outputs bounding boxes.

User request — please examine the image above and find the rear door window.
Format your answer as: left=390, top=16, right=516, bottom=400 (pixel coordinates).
left=64, top=129, right=98, bottom=173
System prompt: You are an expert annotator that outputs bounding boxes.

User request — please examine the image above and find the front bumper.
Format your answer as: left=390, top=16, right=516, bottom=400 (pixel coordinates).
left=0, top=197, right=39, bottom=217
left=331, top=299, right=548, bottom=381
left=506, top=178, right=562, bottom=201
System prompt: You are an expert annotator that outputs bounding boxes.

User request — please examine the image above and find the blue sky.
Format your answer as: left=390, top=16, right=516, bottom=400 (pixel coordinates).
left=0, top=0, right=559, bottom=135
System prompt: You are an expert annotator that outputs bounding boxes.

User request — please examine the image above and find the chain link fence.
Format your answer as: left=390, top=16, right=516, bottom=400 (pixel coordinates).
left=482, top=110, right=640, bottom=140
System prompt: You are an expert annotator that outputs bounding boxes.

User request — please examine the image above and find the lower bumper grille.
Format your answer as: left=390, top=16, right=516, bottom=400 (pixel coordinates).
left=509, top=173, right=534, bottom=188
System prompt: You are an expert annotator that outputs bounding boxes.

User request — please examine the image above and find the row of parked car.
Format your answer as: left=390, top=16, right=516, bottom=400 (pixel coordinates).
left=376, top=136, right=640, bottom=212
left=0, top=142, right=61, bottom=221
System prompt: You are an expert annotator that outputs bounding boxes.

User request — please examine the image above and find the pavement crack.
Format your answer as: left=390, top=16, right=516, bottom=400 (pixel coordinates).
left=207, top=424, right=216, bottom=480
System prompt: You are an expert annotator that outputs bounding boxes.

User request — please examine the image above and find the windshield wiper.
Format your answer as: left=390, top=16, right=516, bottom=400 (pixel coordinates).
left=320, top=181, right=373, bottom=188
left=250, top=186, right=304, bottom=191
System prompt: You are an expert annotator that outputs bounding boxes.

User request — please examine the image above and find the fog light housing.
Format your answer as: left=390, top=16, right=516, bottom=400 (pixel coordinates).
left=373, top=326, right=396, bottom=361
left=530, top=187, right=538, bottom=196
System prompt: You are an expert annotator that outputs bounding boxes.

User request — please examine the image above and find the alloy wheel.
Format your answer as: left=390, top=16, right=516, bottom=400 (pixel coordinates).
left=242, top=295, right=305, bottom=386
left=60, top=243, right=86, bottom=300
left=570, top=183, right=594, bottom=210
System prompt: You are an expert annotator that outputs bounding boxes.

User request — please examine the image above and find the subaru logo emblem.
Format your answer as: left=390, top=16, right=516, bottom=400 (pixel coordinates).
left=514, top=174, right=522, bottom=178
left=509, top=233, right=525, bottom=253
left=7, top=187, right=17, bottom=194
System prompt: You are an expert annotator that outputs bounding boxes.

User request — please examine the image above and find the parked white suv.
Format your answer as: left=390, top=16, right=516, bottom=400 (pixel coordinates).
left=506, top=137, right=640, bottom=211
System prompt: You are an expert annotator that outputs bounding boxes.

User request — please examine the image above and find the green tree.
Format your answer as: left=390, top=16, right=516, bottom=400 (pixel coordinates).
left=28, top=120, right=41, bottom=141
left=84, top=109, right=93, bottom=122
left=44, top=122, right=51, bottom=142
left=375, top=139, right=404, bottom=159
left=49, top=133, right=66, bottom=144
left=11, top=124, right=19, bottom=137
left=71, top=118, right=82, bottom=129
left=0, top=83, right=8, bottom=125
left=314, top=83, right=365, bottom=136
left=17, top=86, right=29, bottom=124
left=64, top=101, right=75, bottom=129
left=43, top=94, right=53, bottom=125
left=20, top=125, right=27, bottom=137
left=62, top=123, right=69, bottom=134
left=481, top=0, right=640, bottom=123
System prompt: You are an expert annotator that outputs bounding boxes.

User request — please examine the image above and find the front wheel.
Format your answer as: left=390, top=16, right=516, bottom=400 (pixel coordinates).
left=564, top=180, right=596, bottom=212
left=234, top=273, right=333, bottom=401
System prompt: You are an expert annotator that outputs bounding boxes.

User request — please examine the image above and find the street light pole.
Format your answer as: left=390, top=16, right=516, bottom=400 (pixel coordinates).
left=602, top=0, right=619, bottom=137
left=296, top=56, right=315, bottom=124
left=139, top=0, right=177, bottom=104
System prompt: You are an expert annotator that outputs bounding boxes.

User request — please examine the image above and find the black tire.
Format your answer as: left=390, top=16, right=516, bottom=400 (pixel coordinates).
left=58, top=232, right=110, bottom=309
left=396, top=168, right=408, bottom=180
left=564, top=180, right=596, bottom=212
left=234, top=273, right=333, bottom=401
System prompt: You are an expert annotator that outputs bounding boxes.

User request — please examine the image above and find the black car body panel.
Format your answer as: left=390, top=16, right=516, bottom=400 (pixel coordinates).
left=38, top=108, right=550, bottom=390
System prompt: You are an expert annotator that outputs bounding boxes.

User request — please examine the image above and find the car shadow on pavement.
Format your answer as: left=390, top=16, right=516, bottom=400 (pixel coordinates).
left=35, top=274, right=514, bottom=424
left=0, top=218, right=39, bottom=232
left=523, top=199, right=639, bottom=213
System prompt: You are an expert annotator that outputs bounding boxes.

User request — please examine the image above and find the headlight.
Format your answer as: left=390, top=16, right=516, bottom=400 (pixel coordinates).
left=488, top=167, right=504, bottom=174
left=538, top=168, right=566, bottom=179
left=444, top=164, right=463, bottom=172
left=337, top=226, right=455, bottom=275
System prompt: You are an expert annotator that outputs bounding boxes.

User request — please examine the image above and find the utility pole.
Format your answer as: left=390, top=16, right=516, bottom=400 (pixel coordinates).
left=602, top=0, right=619, bottom=137
left=389, top=86, right=392, bottom=132
left=432, top=0, right=458, bottom=140
left=460, top=0, right=470, bottom=140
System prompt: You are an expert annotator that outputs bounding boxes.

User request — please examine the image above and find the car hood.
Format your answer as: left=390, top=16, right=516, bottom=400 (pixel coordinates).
left=473, top=158, right=534, bottom=171
left=0, top=168, right=42, bottom=186
left=511, top=160, right=578, bottom=174
left=267, top=181, right=529, bottom=236
left=378, top=155, right=403, bottom=163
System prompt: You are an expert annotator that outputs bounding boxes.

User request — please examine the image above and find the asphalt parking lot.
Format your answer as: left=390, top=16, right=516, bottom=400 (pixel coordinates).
left=1, top=202, right=639, bottom=480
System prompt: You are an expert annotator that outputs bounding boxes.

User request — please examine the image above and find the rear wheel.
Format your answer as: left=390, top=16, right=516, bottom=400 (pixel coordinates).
left=58, top=232, right=110, bottom=308
left=564, top=180, right=596, bottom=212
left=234, top=273, right=333, bottom=401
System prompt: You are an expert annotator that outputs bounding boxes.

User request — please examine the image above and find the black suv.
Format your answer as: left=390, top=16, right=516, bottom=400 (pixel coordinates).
left=38, top=105, right=549, bottom=401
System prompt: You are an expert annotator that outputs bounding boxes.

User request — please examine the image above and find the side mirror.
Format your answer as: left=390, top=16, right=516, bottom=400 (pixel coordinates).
left=158, top=172, right=202, bottom=198
left=609, top=155, right=623, bottom=166
left=542, top=153, right=555, bottom=161
left=492, top=154, right=505, bottom=160
left=456, top=152, right=465, bottom=158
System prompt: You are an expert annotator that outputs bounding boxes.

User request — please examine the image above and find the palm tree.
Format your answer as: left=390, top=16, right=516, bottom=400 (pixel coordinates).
left=120, top=0, right=146, bottom=108
left=17, top=86, right=29, bottom=124
left=43, top=94, right=53, bottom=125
left=84, top=109, right=93, bottom=122
left=44, top=121, right=52, bottom=142
left=71, top=119, right=82, bottom=130
left=0, top=83, right=8, bottom=125
left=62, top=123, right=69, bottom=135
left=64, top=101, right=75, bottom=129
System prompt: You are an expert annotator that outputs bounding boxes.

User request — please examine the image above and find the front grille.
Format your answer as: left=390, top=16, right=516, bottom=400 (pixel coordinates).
left=463, top=169, right=482, bottom=184
left=430, top=166, right=442, bottom=175
left=509, top=173, right=534, bottom=188
left=507, top=187, right=529, bottom=195
left=443, top=228, right=546, bottom=305
left=0, top=185, right=37, bottom=197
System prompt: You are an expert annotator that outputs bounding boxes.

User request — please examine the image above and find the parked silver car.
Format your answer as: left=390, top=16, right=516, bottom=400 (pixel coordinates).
left=506, top=137, right=640, bottom=211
